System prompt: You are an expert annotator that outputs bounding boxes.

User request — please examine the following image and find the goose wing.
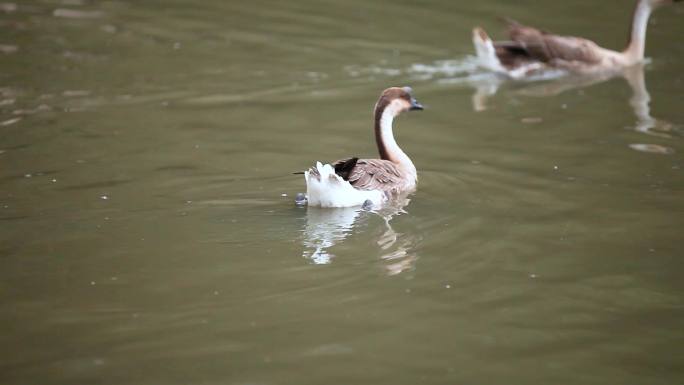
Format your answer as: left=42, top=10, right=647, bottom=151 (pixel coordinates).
left=333, top=158, right=404, bottom=192
left=502, top=21, right=603, bottom=65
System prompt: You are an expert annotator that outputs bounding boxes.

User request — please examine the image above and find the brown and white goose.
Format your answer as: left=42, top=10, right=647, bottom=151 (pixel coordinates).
left=302, top=87, right=423, bottom=208
left=472, top=0, right=681, bottom=78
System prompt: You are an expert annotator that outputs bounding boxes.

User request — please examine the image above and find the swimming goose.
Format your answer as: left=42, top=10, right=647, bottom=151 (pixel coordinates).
left=472, top=0, right=681, bottom=78
left=302, top=87, right=423, bottom=208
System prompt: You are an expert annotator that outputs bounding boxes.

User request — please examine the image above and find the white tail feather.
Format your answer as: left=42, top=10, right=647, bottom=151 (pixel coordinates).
left=304, top=162, right=384, bottom=208
left=472, top=27, right=506, bottom=73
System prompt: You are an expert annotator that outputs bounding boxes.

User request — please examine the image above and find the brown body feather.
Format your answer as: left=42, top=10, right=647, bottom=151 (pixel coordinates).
left=307, top=158, right=406, bottom=194
left=496, top=21, right=604, bottom=68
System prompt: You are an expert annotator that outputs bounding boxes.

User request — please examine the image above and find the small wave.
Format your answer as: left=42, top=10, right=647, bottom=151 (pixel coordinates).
left=0, top=44, right=18, bottom=54
left=344, top=65, right=402, bottom=78
left=344, top=56, right=485, bottom=82
left=408, top=56, right=482, bottom=77
left=53, top=8, right=104, bottom=19
left=628, top=143, right=675, bottom=155
left=346, top=56, right=568, bottom=85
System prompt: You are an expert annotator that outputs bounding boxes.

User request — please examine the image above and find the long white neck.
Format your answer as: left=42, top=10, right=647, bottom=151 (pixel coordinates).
left=624, top=0, right=653, bottom=63
left=376, top=102, right=416, bottom=179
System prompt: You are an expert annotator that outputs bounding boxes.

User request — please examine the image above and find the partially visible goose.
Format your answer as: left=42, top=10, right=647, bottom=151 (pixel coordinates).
left=472, top=0, right=682, bottom=78
left=302, top=87, right=423, bottom=208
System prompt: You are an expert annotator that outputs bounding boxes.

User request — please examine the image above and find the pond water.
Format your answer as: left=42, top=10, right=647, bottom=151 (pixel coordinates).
left=1, top=1, right=683, bottom=384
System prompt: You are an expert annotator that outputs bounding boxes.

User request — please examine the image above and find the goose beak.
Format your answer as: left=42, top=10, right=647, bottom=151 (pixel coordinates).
left=409, top=98, right=424, bottom=111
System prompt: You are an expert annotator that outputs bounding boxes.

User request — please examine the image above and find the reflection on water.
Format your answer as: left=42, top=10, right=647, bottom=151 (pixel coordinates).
left=301, top=196, right=419, bottom=275
left=503, top=63, right=678, bottom=145
left=373, top=197, right=421, bottom=276
left=301, top=206, right=364, bottom=264
left=622, top=65, right=678, bottom=144
left=442, top=61, right=678, bottom=154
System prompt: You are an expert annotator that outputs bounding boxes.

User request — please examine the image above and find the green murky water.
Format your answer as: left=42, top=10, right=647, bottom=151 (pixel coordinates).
left=1, top=1, right=683, bottom=384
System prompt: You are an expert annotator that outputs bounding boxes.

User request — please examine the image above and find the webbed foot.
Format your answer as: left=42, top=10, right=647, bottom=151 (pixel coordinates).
left=294, top=193, right=307, bottom=206
left=362, top=199, right=374, bottom=210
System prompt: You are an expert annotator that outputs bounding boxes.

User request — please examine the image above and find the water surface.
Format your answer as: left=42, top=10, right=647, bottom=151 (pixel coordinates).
left=1, top=1, right=683, bottom=384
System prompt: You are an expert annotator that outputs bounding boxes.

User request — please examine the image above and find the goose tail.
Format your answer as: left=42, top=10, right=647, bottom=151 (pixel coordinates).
left=472, top=27, right=506, bottom=73
left=304, top=162, right=384, bottom=208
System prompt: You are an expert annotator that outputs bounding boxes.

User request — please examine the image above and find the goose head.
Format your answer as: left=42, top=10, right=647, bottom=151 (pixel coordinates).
left=375, top=86, right=424, bottom=118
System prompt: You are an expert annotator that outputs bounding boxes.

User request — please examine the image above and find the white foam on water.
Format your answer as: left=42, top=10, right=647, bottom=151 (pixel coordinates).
left=346, top=56, right=569, bottom=85
left=408, top=56, right=483, bottom=77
